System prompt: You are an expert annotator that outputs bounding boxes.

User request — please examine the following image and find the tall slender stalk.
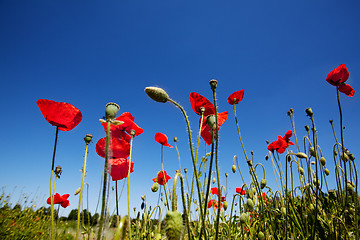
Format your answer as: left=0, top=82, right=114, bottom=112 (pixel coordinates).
left=49, top=126, right=59, bottom=240
left=127, top=130, right=135, bottom=240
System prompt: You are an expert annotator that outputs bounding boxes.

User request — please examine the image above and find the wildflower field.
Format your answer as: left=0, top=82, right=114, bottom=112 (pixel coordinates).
left=1, top=64, right=359, bottom=239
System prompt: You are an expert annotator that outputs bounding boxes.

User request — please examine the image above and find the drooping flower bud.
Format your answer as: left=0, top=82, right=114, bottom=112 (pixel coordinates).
left=74, top=187, right=81, bottom=195
left=260, top=179, right=267, bottom=189
left=349, top=153, right=355, bottom=161
left=319, top=157, right=326, bottom=166
left=105, top=102, right=120, bottom=120
left=223, top=201, right=228, bottom=210
left=298, top=167, right=305, bottom=175
left=296, top=152, right=308, bottom=159
left=165, top=210, right=183, bottom=240
left=212, top=178, right=216, bottom=184
left=281, top=206, right=286, bottom=215
left=305, top=125, right=310, bottom=131
left=151, top=182, right=159, bottom=192
left=240, top=213, right=247, bottom=224
left=313, top=178, right=320, bottom=187
left=232, top=164, right=237, bottom=173
left=145, top=87, right=169, bottom=103
left=225, top=173, right=228, bottom=178
left=246, top=198, right=254, bottom=211
left=258, top=231, right=265, bottom=240
left=184, top=168, right=187, bottom=173
left=342, top=152, right=349, bottom=162
left=309, top=147, right=316, bottom=157
left=324, top=168, right=330, bottom=176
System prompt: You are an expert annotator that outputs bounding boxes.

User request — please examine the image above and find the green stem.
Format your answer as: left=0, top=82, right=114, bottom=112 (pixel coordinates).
left=127, top=132, right=135, bottom=240
left=50, top=126, right=59, bottom=240
left=233, top=104, right=248, bottom=160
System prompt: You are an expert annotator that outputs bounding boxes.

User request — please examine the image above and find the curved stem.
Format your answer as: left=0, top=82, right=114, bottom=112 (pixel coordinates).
left=233, top=104, right=248, bottom=160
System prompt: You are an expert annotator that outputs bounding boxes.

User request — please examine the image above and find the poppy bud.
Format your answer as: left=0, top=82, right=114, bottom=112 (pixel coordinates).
left=305, top=107, right=313, bottom=117
left=246, top=159, right=253, bottom=166
left=141, top=195, right=145, bottom=201
left=281, top=206, right=286, bottom=215
left=145, top=87, right=169, bottom=103
left=225, top=173, right=228, bottom=178
left=165, top=210, right=183, bottom=240
left=209, top=79, right=218, bottom=90
left=105, top=102, right=120, bottom=120
left=320, top=157, right=326, bottom=166
left=309, top=204, right=315, bottom=211
left=246, top=199, right=254, bottom=211
left=74, top=188, right=81, bottom=195
left=296, top=152, right=308, bottom=159
left=313, top=178, right=320, bottom=187
left=240, top=213, right=247, bottom=224
left=164, top=200, right=167, bottom=206
left=54, top=165, right=62, bottom=178
left=151, top=182, right=159, bottom=192
left=298, top=167, right=305, bottom=175
left=324, top=168, right=330, bottom=176
left=309, top=147, right=316, bottom=157
left=130, top=129, right=136, bottom=136
left=290, top=108, right=294, bottom=113
left=84, top=134, right=93, bottom=144
left=206, top=115, right=216, bottom=130
left=212, top=178, right=216, bottom=184
left=154, top=233, right=162, bottom=240
left=349, top=153, right=355, bottom=161
left=260, top=179, right=267, bottom=189
left=265, top=155, right=269, bottom=160
left=141, top=202, right=145, bottom=210
left=258, top=231, right=265, bottom=240
left=223, top=201, right=228, bottom=210
left=184, top=168, right=187, bottom=173
left=232, top=164, right=236, bottom=173
left=305, top=125, right=310, bottom=131
left=342, top=152, right=349, bottom=162
left=174, top=137, right=178, bottom=142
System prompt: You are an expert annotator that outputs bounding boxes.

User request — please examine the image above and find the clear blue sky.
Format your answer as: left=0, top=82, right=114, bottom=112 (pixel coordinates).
left=1, top=0, right=359, bottom=217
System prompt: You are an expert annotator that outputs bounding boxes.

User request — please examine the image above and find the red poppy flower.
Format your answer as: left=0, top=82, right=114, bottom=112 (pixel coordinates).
left=200, top=112, right=229, bottom=145
left=102, top=112, right=143, bottom=142
left=211, top=187, right=219, bottom=196
left=108, top=158, right=134, bottom=181
left=257, top=192, right=268, bottom=204
left=152, top=170, right=171, bottom=185
left=37, top=99, right=82, bottom=131
left=155, top=132, right=173, bottom=148
left=190, top=92, right=215, bottom=116
left=96, top=137, right=130, bottom=159
left=227, top=90, right=245, bottom=105
left=267, top=130, right=294, bottom=154
left=207, top=199, right=223, bottom=209
left=236, top=187, right=246, bottom=195
left=47, top=193, right=70, bottom=208
left=326, top=64, right=354, bottom=97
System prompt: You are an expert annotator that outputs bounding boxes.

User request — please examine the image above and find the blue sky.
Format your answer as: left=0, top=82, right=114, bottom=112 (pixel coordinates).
left=0, top=0, right=359, bottom=217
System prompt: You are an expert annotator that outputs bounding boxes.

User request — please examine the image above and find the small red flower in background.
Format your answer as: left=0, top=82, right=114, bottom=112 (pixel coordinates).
left=200, top=112, right=228, bottom=145
left=47, top=193, right=70, bottom=208
left=153, top=170, right=171, bottom=185
left=207, top=199, right=223, bottom=209
left=155, top=132, right=173, bottom=148
left=326, top=64, right=354, bottom=97
left=101, top=112, right=143, bottom=142
left=190, top=92, right=215, bottom=116
left=96, top=138, right=130, bottom=159
left=221, top=196, right=226, bottom=202
left=37, top=99, right=82, bottom=131
left=211, top=187, right=226, bottom=202
left=227, top=90, right=245, bottom=105
left=236, top=187, right=246, bottom=195
left=267, top=130, right=294, bottom=154
left=108, top=158, right=134, bottom=181
left=257, top=192, right=268, bottom=204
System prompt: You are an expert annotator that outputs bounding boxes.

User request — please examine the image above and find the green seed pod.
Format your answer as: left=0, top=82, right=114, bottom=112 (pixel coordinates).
left=151, top=182, right=159, bottom=192
left=206, top=115, right=216, bottom=130
left=246, top=198, right=254, bottom=212
left=240, top=213, right=247, bottom=224
left=309, top=147, right=316, bottom=157
left=84, top=133, right=93, bottom=144
left=105, top=102, right=120, bottom=120
left=298, top=167, right=305, bottom=175
left=232, top=164, right=236, bottom=173
left=260, top=179, right=267, bottom=189
left=223, top=201, right=228, bottom=211
left=320, top=157, right=326, bottom=166
left=144, top=87, right=169, bottom=103
left=305, top=107, right=313, bottom=117
left=296, top=152, right=308, bottom=159
left=324, top=168, right=330, bottom=176
left=258, top=231, right=265, bottom=240
left=281, top=206, right=286, bottom=215
left=165, top=210, right=183, bottom=240
left=342, top=152, right=349, bottom=162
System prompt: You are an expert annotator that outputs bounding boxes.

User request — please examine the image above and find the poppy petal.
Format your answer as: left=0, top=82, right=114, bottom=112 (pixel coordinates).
left=227, top=90, right=244, bottom=105
left=155, top=132, right=173, bottom=148
left=211, top=187, right=219, bottom=196
left=96, top=137, right=130, bottom=159
left=190, top=92, right=215, bottom=116
left=109, top=158, right=134, bottom=181
left=326, top=64, right=349, bottom=85
left=37, top=99, right=82, bottom=131
left=200, top=112, right=228, bottom=145
left=339, top=84, right=355, bottom=97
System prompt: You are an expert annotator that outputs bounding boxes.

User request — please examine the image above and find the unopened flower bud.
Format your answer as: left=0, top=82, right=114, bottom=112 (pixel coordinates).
left=141, top=202, right=145, bottom=210
left=184, top=168, right=187, bottom=173
left=165, top=210, right=183, bottom=240
left=313, top=178, right=320, bottom=187
left=232, top=164, right=236, bottom=173
left=74, top=188, right=81, bottom=195
left=348, top=153, right=355, bottom=161
left=174, top=137, right=178, bottom=142
left=84, top=134, right=93, bottom=144
left=305, top=125, right=310, bottom=131
left=265, top=155, right=269, bottom=160
left=225, top=173, right=228, bottom=178
left=223, top=201, right=228, bottom=210
left=105, top=102, right=120, bottom=120
left=324, top=168, right=330, bottom=176
left=320, top=157, right=326, bottom=166
left=141, top=195, right=145, bottom=201
left=296, top=152, right=308, bottom=159
left=311, top=161, right=316, bottom=165
left=309, top=147, right=316, bottom=157
left=305, top=107, right=313, bottom=117
left=247, top=159, right=253, bottom=166
left=145, top=87, right=169, bottom=103
left=342, top=152, right=349, bottom=162
left=246, top=199, right=254, bottom=211
left=240, top=213, right=247, bottom=224
left=151, top=182, right=159, bottom=192
left=260, top=179, right=267, bottom=189
left=281, top=206, right=286, bottom=215
left=54, top=165, right=62, bottom=178
left=212, top=178, right=216, bottom=184
left=258, top=231, right=265, bottom=240
left=298, top=167, right=305, bottom=175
